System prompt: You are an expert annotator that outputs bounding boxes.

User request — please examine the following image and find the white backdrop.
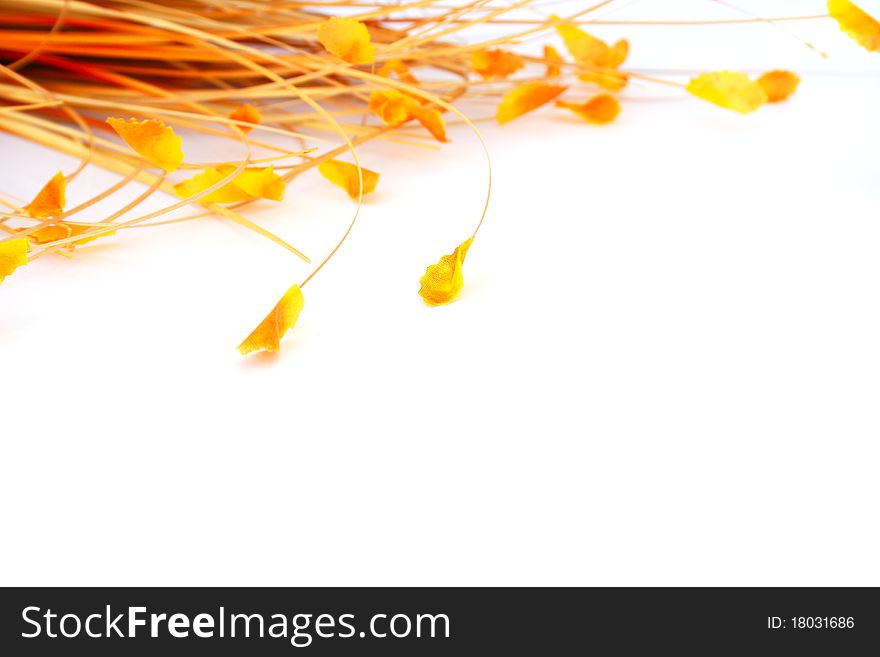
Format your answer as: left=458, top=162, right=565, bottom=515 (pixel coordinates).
left=1, top=1, right=879, bottom=585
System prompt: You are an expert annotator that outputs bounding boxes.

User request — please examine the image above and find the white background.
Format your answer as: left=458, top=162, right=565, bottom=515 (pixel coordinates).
left=2, top=1, right=879, bottom=585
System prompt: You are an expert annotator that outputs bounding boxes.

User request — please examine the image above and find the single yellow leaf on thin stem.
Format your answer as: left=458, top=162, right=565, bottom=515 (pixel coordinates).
left=686, top=71, right=767, bottom=114
left=24, top=170, right=65, bottom=219
left=0, top=238, right=28, bottom=285
left=419, top=238, right=474, bottom=306
left=318, top=160, right=380, bottom=200
left=107, top=117, right=184, bottom=172
left=238, top=283, right=305, bottom=355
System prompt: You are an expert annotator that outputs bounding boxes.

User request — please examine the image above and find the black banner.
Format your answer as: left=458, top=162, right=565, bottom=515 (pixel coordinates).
left=1, top=588, right=877, bottom=655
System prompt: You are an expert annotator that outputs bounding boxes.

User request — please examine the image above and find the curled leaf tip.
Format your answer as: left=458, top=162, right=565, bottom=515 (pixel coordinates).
left=229, top=104, right=262, bottom=132
left=317, top=17, right=375, bottom=64
left=0, top=238, right=29, bottom=285
left=686, top=71, right=767, bottom=114
left=369, top=89, right=446, bottom=142
left=757, top=70, right=800, bottom=103
left=106, top=117, right=183, bottom=172
left=557, top=93, right=621, bottom=124
left=238, top=283, right=305, bottom=355
left=318, top=160, right=380, bottom=200
left=828, top=0, right=880, bottom=51
left=419, top=238, right=474, bottom=306
left=25, top=171, right=66, bottom=219
left=497, top=82, right=567, bottom=124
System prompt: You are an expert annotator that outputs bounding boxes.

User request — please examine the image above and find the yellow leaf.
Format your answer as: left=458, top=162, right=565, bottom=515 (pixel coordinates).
left=174, top=166, right=284, bottom=204
left=557, top=93, right=621, bottom=124
left=368, top=89, right=446, bottom=142
left=828, top=0, right=880, bottom=51
left=497, top=82, right=567, bottom=124
left=419, top=238, right=474, bottom=306
left=544, top=45, right=564, bottom=78
left=28, top=223, right=115, bottom=247
left=318, top=160, right=380, bottom=200
left=106, top=117, right=184, bottom=172
left=229, top=104, right=261, bottom=133
left=317, top=17, right=375, bottom=65
left=470, top=48, right=525, bottom=79
left=757, top=70, right=800, bottom=102
left=0, top=238, right=28, bottom=285
left=686, top=71, right=767, bottom=114
left=24, top=171, right=65, bottom=219
left=238, top=283, right=304, bottom=355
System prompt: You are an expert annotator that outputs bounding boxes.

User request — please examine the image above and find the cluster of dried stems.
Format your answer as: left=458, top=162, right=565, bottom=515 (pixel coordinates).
left=0, top=0, right=831, bottom=310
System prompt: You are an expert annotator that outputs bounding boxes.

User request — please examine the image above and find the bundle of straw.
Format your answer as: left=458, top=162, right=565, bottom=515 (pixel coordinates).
left=0, top=0, right=872, bottom=354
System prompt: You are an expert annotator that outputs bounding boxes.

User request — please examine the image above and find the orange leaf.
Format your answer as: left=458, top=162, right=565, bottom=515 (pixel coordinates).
left=0, top=238, right=28, bottom=285
left=497, top=82, right=567, bottom=124
left=238, top=283, right=304, bottom=355
left=317, top=17, right=375, bottom=65
left=757, top=70, right=800, bottom=103
left=378, top=59, right=419, bottom=85
left=368, top=89, right=446, bottom=142
left=107, top=117, right=183, bottom=172
left=557, top=93, right=621, bottom=124
left=828, top=0, right=880, bottom=51
left=24, top=171, right=65, bottom=219
left=544, top=45, right=564, bottom=78
left=470, top=48, right=525, bottom=79
left=229, top=104, right=261, bottom=133
left=318, top=160, right=380, bottom=200
left=28, top=223, right=115, bottom=248
left=686, top=71, right=767, bottom=114
left=419, top=238, right=474, bottom=306
left=174, top=166, right=284, bottom=204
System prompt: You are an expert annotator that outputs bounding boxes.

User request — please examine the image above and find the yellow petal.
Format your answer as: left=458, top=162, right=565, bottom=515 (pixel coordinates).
left=28, top=223, right=115, bottom=248
left=0, top=238, right=28, bottom=285
left=557, top=93, right=621, bottom=124
left=828, top=0, right=880, bottom=51
left=418, top=238, right=474, bottom=306
left=229, top=104, right=262, bottom=133
left=174, top=166, right=285, bottom=204
left=497, top=82, right=567, bottom=124
left=470, top=48, right=525, bottom=79
left=317, top=17, right=375, bottom=65
left=411, top=105, right=447, bottom=142
left=318, top=160, right=380, bottom=200
left=24, top=171, right=65, bottom=219
left=686, top=71, right=767, bottom=114
left=238, top=283, right=304, bottom=355
left=544, top=45, right=564, bottom=78
left=106, top=117, right=184, bottom=172
left=757, top=70, right=800, bottom=102
left=219, top=165, right=285, bottom=201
